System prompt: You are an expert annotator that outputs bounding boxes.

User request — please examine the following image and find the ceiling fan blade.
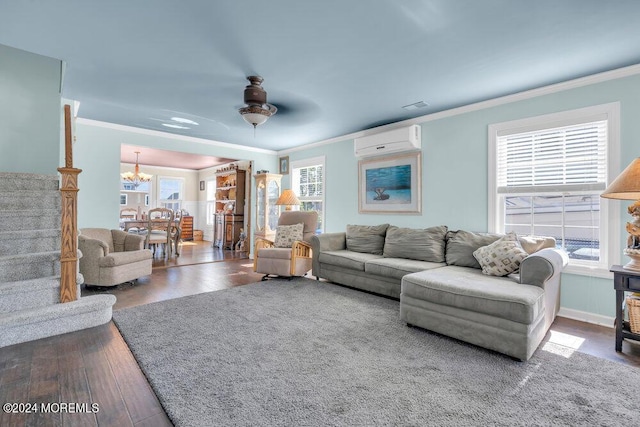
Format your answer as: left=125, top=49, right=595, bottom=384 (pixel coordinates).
left=269, top=96, right=321, bottom=126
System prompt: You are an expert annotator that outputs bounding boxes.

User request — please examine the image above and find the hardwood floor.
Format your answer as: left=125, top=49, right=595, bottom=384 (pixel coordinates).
left=1, top=241, right=639, bottom=426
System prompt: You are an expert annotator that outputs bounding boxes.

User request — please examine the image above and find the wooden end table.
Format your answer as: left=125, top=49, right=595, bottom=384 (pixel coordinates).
left=611, top=265, right=640, bottom=351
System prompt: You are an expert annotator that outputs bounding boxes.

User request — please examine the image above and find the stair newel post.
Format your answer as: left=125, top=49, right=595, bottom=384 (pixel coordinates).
left=58, top=104, right=82, bottom=303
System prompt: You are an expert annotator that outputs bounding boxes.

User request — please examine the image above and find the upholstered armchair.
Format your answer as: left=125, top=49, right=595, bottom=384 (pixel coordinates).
left=254, top=211, right=318, bottom=280
left=78, top=228, right=153, bottom=287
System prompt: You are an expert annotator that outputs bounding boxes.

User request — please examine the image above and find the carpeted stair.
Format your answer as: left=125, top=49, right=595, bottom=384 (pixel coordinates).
left=0, top=172, right=115, bottom=348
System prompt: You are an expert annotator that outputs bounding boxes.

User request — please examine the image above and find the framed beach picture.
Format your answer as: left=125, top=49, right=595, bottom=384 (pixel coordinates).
left=358, top=152, right=422, bottom=214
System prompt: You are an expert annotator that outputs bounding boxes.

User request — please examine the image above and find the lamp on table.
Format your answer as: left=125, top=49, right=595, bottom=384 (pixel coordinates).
left=601, top=157, right=640, bottom=271
left=276, top=189, right=300, bottom=211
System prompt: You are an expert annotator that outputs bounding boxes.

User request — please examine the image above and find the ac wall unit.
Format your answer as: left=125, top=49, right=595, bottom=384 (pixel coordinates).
left=354, top=125, right=421, bottom=158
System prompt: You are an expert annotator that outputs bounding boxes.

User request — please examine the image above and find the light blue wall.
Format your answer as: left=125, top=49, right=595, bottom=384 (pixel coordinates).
left=287, top=72, right=640, bottom=319
left=74, top=122, right=277, bottom=230
left=0, top=44, right=62, bottom=174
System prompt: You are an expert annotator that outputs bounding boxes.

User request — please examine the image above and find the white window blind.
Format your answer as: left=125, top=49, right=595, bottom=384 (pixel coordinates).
left=291, top=156, right=325, bottom=233
left=496, top=116, right=608, bottom=194
left=296, top=165, right=323, bottom=199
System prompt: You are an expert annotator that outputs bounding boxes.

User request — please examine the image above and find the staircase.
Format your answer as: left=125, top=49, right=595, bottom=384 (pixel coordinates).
left=0, top=172, right=116, bottom=348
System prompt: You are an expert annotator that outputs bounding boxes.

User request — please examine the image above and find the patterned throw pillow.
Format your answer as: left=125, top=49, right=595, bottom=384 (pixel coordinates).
left=274, top=223, right=304, bottom=248
left=472, top=232, right=528, bottom=276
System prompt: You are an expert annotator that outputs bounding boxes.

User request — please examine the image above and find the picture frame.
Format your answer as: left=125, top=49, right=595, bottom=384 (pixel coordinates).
left=120, top=193, right=128, bottom=206
left=279, top=156, right=289, bottom=175
left=144, top=194, right=149, bottom=206
left=358, top=152, right=422, bottom=214
left=199, top=180, right=205, bottom=191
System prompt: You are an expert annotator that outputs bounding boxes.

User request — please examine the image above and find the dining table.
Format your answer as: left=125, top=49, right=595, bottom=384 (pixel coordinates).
left=119, top=218, right=182, bottom=255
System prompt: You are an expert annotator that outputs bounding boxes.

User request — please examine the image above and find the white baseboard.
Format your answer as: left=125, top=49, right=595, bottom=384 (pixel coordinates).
left=557, top=307, right=615, bottom=329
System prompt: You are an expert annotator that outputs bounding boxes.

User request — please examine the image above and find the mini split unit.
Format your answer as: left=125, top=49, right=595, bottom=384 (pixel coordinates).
left=354, top=125, right=421, bottom=158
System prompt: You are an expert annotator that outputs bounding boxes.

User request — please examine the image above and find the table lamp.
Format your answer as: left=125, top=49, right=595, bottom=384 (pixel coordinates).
left=601, top=157, right=640, bottom=271
left=276, top=189, right=300, bottom=211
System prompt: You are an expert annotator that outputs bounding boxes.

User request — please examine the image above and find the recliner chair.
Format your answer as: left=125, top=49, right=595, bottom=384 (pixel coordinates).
left=254, top=211, right=318, bottom=280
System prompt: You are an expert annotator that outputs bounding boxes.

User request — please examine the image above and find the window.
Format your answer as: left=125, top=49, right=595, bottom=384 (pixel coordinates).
left=488, top=103, right=620, bottom=275
left=291, top=156, right=325, bottom=233
left=158, top=177, right=184, bottom=212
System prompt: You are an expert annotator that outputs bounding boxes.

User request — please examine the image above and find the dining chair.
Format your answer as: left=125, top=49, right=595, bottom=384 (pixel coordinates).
left=145, top=207, right=173, bottom=257
left=119, top=208, right=141, bottom=232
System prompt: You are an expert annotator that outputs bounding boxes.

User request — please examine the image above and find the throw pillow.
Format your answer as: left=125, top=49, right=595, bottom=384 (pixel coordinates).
left=518, top=235, right=556, bottom=254
left=274, top=223, right=304, bottom=248
left=346, top=224, right=389, bottom=255
left=445, top=230, right=502, bottom=268
left=383, top=225, right=448, bottom=263
left=473, top=232, right=528, bottom=276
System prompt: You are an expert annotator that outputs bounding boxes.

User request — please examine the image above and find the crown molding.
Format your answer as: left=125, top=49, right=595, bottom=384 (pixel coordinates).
left=76, top=118, right=277, bottom=155
left=278, top=63, right=640, bottom=156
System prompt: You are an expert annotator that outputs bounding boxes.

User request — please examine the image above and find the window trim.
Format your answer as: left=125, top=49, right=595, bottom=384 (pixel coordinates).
left=488, top=103, right=620, bottom=277
left=291, top=155, right=326, bottom=233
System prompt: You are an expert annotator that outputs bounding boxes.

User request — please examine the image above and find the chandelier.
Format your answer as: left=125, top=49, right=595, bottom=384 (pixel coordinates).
left=121, top=151, right=152, bottom=189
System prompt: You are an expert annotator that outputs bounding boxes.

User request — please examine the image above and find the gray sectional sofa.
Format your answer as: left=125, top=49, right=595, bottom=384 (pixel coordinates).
left=310, top=224, right=568, bottom=360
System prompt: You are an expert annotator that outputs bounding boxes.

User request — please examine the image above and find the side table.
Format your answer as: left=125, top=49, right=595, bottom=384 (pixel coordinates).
left=611, top=265, right=640, bottom=351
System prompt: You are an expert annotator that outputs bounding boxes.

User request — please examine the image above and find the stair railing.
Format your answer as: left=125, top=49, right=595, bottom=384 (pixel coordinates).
left=58, top=104, right=82, bottom=303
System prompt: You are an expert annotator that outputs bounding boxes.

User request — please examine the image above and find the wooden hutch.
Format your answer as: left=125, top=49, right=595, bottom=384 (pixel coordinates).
left=213, top=167, right=246, bottom=250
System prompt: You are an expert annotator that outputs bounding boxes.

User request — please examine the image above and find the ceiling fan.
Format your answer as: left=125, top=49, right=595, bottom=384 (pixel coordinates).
left=238, top=76, right=278, bottom=128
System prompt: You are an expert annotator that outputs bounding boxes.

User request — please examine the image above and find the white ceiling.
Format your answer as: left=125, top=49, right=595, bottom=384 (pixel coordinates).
left=2, top=1, right=640, bottom=152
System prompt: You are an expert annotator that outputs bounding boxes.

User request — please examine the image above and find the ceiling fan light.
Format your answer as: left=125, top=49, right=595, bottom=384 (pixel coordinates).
left=239, top=105, right=273, bottom=127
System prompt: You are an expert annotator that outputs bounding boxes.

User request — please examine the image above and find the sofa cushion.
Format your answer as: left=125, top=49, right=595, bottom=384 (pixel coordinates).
left=473, top=232, right=528, bottom=276
left=346, top=224, right=389, bottom=255
left=383, top=225, right=448, bottom=262
left=365, top=257, right=445, bottom=280
left=445, top=230, right=502, bottom=268
left=402, top=266, right=544, bottom=324
left=318, top=250, right=383, bottom=271
left=274, top=223, right=304, bottom=248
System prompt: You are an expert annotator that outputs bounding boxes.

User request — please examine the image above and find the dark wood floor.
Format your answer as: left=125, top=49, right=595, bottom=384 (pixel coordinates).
left=1, top=241, right=639, bottom=426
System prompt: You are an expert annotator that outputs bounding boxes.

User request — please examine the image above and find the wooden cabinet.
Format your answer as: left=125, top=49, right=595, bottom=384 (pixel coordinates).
left=611, top=265, right=640, bottom=351
left=212, top=168, right=246, bottom=250
left=254, top=173, right=282, bottom=242
left=179, top=215, right=193, bottom=241
left=213, top=213, right=243, bottom=249
left=215, top=169, right=246, bottom=215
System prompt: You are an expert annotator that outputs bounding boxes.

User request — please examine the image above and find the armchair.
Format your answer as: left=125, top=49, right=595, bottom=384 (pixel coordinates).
left=78, top=228, right=153, bottom=287
left=254, top=211, right=318, bottom=280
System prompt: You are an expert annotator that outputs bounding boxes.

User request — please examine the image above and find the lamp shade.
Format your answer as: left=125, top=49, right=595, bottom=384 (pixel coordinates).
left=240, top=111, right=269, bottom=127
left=276, top=189, right=300, bottom=208
left=601, top=157, right=640, bottom=200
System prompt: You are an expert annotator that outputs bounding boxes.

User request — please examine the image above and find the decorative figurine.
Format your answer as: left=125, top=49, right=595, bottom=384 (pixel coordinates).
left=236, top=228, right=247, bottom=252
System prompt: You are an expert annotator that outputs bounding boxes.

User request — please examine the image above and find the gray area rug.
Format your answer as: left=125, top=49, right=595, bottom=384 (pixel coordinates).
left=113, top=278, right=640, bottom=426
